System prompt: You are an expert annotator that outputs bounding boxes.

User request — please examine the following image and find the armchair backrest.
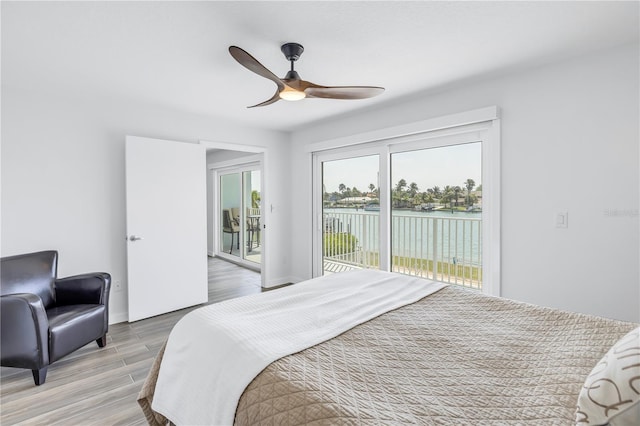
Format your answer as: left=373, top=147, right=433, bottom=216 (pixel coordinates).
left=1, top=251, right=57, bottom=309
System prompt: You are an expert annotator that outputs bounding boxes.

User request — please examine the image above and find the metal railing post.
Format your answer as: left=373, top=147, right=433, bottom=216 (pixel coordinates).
left=432, top=218, right=438, bottom=281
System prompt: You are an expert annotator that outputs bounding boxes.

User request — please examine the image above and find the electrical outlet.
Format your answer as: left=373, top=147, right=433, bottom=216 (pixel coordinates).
left=114, top=280, right=123, bottom=292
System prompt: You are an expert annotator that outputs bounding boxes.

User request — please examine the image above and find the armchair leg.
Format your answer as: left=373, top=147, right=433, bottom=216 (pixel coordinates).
left=32, top=367, right=48, bottom=386
left=96, top=334, right=107, bottom=348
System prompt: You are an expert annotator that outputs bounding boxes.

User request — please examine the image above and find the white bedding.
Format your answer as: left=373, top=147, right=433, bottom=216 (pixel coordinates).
left=151, top=269, right=446, bottom=425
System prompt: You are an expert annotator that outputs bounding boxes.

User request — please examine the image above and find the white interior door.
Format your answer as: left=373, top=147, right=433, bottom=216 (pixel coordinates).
left=126, top=135, right=208, bottom=322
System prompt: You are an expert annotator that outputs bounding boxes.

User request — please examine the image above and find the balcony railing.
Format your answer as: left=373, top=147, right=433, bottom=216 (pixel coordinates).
left=323, top=210, right=482, bottom=289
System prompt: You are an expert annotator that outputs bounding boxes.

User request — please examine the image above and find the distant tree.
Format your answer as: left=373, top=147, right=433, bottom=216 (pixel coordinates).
left=401, top=192, right=412, bottom=208
left=464, top=179, right=476, bottom=206
left=430, top=186, right=442, bottom=199
left=412, top=192, right=425, bottom=206
left=390, top=179, right=406, bottom=208
left=340, top=187, right=352, bottom=198
left=408, top=182, right=419, bottom=197
left=441, top=186, right=453, bottom=208
left=391, top=191, right=402, bottom=208
left=339, top=183, right=346, bottom=194
left=369, top=183, right=376, bottom=193
left=453, top=186, right=462, bottom=207
left=465, top=179, right=475, bottom=193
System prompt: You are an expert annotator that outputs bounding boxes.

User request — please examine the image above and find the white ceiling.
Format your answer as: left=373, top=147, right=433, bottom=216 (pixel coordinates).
left=2, top=1, right=638, bottom=133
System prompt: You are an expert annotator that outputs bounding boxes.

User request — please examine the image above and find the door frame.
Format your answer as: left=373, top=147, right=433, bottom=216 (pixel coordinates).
left=205, top=145, right=266, bottom=287
left=312, top=145, right=389, bottom=275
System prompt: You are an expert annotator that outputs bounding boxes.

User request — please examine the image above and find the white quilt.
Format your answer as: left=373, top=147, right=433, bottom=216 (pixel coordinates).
left=151, top=269, right=446, bottom=425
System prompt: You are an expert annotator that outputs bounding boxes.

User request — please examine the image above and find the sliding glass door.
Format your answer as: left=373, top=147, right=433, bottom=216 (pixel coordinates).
left=390, top=142, right=482, bottom=289
left=218, top=166, right=262, bottom=266
left=320, top=154, right=381, bottom=274
left=313, top=122, right=498, bottom=294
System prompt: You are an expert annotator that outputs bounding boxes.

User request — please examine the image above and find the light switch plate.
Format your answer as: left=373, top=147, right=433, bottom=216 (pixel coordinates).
left=555, top=211, right=568, bottom=228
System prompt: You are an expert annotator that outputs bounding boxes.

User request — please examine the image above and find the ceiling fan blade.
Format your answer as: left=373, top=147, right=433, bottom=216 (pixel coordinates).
left=247, top=90, right=281, bottom=108
left=304, top=85, right=385, bottom=100
left=229, top=46, right=285, bottom=91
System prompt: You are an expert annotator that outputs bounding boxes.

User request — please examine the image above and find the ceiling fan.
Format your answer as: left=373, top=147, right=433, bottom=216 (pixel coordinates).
left=229, top=43, right=385, bottom=108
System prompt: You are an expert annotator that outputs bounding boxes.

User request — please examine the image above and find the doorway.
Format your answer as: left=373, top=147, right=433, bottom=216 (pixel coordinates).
left=219, top=167, right=262, bottom=265
left=215, top=163, right=263, bottom=270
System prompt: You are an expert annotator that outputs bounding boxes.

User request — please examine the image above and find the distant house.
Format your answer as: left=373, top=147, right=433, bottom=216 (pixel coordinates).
left=336, top=197, right=374, bottom=204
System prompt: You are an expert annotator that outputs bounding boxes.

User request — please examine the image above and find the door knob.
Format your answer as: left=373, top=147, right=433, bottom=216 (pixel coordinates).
left=129, top=235, right=143, bottom=241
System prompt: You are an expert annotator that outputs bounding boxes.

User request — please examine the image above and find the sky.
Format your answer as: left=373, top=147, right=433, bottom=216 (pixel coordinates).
left=322, top=142, right=482, bottom=194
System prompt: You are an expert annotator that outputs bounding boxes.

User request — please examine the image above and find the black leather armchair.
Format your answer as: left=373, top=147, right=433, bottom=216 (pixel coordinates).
left=0, top=250, right=111, bottom=385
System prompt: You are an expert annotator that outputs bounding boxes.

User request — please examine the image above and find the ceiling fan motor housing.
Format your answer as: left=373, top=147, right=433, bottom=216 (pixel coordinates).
left=281, top=42, right=304, bottom=62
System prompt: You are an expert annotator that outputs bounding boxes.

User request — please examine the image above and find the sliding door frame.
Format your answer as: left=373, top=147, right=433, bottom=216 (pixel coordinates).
left=212, top=160, right=263, bottom=271
left=311, top=108, right=501, bottom=295
left=312, top=145, right=391, bottom=275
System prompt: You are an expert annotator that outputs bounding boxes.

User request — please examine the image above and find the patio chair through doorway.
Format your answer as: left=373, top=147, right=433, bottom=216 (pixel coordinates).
left=222, top=209, right=240, bottom=254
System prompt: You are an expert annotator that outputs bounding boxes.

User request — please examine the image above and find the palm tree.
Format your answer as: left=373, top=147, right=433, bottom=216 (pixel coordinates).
left=368, top=183, right=375, bottom=194
left=408, top=182, right=419, bottom=197
left=441, top=186, right=453, bottom=208
left=412, top=191, right=425, bottom=206
left=431, top=186, right=441, bottom=199
left=453, top=186, right=462, bottom=207
left=391, top=179, right=407, bottom=208
left=338, top=183, right=346, bottom=194
left=465, top=179, right=475, bottom=193
left=464, top=179, right=476, bottom=206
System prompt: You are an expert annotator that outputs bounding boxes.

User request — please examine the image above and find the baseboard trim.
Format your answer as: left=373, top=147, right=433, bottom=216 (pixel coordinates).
left=264, top=275, right=305, bottom=288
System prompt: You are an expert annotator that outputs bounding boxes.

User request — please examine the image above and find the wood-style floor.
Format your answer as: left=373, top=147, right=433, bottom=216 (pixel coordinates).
left=0, top=257, right=262, bottom=425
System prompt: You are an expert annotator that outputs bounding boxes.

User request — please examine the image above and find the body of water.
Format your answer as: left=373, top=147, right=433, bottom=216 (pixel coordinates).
left=323, top=207, right=482, bottom=267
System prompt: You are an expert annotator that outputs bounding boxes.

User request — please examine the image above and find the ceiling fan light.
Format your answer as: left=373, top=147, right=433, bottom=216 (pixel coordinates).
left=279, top=88, right=306, bottom=101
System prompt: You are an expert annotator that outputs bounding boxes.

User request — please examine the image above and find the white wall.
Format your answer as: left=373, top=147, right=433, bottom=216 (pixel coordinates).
left=3, top=43, right=638, bottom=324
left=290, top=43, right=640, bottom=323
left=1, top=90, right=289, bottom=323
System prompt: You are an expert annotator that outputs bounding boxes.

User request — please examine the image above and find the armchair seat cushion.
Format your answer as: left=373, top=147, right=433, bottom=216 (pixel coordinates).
left=47, top=304, right=106, bottom=363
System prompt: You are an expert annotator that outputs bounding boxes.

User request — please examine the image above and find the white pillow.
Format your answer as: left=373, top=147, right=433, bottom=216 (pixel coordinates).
left=576, top=326, right=640, bottom=425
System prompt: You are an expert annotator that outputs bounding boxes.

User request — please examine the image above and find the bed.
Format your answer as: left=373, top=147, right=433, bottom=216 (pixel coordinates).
left=138, top=270, right=639, bottom=425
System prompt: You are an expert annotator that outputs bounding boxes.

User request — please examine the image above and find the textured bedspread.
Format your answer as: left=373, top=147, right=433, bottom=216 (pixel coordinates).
left=139, top=284, right=636, bottom=425
left=234, top=286, right=636, bottom=425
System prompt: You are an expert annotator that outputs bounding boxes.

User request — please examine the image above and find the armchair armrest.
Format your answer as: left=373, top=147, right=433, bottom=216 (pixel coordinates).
left=54, top=273, right=111, bottom=306
left=0, top=294, right=49, bottom=369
